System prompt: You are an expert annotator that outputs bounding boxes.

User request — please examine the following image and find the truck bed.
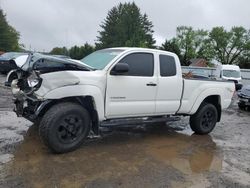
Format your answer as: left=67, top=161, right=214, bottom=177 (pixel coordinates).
left=177, top=78, right=235, bottom=114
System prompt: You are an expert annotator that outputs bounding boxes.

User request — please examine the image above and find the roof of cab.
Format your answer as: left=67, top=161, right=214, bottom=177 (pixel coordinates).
left=107, top=47, right=176, bottom=56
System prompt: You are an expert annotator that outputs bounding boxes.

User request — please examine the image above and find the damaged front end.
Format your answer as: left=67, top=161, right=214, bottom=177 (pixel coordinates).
left=11, top=69, right=43, bottom=121
left=10, top=53, right=92, bottom=122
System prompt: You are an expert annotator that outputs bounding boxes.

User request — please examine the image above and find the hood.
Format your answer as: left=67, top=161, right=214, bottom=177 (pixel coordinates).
left=9, top=53, right=96, bottom=100
left=70, top=59, right=95, bottom=70
left=239, top=85, right=250, bottom=97
left=11, top=55, right=29, bottom=67
left=11, top=53, right=93, bottom=73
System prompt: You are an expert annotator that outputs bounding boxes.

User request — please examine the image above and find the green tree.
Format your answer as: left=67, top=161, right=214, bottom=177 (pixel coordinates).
left=238, top=41, right=250, bottom=68
left=96, top=2, right=155, bottom=49
left=209, top=26, right=250, bottom=65
left=174, top=26, right=213, bottom=65
left=160, top=38, right=183, bottom=62
left=69, top=43, right=94, bottom=60
left=50, top=47, right=68, bottom=56
left=0, top=8, right=20, bottom=51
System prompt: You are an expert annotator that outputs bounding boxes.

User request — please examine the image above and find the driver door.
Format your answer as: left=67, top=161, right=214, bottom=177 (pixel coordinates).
left=105, top=52, right=157, bottom=118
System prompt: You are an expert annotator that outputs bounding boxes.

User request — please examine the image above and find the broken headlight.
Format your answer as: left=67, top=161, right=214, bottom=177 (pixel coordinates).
left=27, top=71, right=42, bottom=88
left=27, top=77, right=39, bottom=87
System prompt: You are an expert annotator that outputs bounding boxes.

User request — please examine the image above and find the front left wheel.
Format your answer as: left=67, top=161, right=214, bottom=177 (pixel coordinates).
left=39, top=102, right=91, bottom=153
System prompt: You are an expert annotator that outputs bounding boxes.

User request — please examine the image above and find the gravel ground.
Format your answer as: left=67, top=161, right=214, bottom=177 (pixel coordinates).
left=0, top=73, right=250, bottom=188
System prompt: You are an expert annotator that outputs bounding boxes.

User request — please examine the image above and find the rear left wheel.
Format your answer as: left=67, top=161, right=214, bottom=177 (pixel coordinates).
left=190, top=103, right=218, bottom=135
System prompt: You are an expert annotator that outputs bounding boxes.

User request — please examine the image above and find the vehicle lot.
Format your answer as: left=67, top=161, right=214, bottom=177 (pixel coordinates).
left=0, top=73, right=250, bottom=188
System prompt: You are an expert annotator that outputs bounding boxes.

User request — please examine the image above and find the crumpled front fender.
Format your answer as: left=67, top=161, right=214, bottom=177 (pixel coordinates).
left=41, top=84, right=105, bottom=121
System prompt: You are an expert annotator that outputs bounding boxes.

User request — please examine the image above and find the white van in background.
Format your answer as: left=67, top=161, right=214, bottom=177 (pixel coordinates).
left=216, top=65, right=241, bottom=83
left=215, top=64, right=242, bottom=90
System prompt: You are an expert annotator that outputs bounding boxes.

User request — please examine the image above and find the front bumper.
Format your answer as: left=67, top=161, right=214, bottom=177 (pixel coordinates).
left=13, top=98, right=41, bottom=122
left=238, top=99, right=250, bottom=106
left=238, top=94, right=250, bottom=107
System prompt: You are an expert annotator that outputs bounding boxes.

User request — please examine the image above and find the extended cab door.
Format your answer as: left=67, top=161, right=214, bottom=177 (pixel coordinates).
left=105, top=52, right=157, bottom=118
left=156, top=54, right=183, bottom=114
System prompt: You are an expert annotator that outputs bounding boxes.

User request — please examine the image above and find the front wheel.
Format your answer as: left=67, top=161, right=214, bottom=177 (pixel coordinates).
left=39, top=102, right=91, bottom=153
left=190, top=103, right=218, bottom=135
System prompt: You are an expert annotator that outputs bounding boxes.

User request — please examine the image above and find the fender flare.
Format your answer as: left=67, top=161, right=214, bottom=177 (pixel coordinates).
left=41, top=85, right=105, bottom=121
left=189, top=88, right=222, bottom=115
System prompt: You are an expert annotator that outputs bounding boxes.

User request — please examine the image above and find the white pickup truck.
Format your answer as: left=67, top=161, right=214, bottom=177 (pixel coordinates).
left=9, top=48, right=235, bottom=153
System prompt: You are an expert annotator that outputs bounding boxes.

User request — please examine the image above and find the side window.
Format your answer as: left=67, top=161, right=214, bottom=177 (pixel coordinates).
left=118, top=53, right=154, bottom=76
left=160, top=55, right=176, bottom=77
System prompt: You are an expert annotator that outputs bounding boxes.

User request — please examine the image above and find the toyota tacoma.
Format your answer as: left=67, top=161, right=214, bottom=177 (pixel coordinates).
left=9, top=48, right=235, bottom=153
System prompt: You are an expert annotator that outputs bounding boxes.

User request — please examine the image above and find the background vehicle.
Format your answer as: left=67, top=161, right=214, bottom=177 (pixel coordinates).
left=9, top=48, right=235, bottom=153
left=0, top=52, right=28, bottom=74
left=238, top=85, right=250, bottom=110
left=215, top=64, right=242, bottom=90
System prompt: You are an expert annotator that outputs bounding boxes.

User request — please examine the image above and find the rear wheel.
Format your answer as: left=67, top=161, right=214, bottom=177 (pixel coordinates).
left=190, top=103, right=218, bottom=135
left=39, top=102, right=91, bottom=153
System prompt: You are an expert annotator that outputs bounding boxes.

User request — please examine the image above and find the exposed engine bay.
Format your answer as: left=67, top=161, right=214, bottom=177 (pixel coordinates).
left=9, top=53, right=92, bottom=121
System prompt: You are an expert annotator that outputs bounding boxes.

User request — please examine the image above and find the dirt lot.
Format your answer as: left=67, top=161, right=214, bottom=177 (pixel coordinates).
left=0, top=73, right=250, bottom=188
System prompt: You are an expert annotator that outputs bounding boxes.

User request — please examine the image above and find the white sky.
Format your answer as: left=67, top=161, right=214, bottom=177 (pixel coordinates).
left=1, top=0, right=250, bottom=52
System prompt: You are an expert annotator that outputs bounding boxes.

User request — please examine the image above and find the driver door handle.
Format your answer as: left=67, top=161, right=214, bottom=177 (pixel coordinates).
left=146, top=82, right=157, bottom=86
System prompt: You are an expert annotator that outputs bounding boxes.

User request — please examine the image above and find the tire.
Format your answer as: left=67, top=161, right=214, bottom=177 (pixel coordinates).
left=190, top=103, right=218, bottom=135
left=39, top=102, right=91, bottom=153
left=238, top=102, right=246, bottom=110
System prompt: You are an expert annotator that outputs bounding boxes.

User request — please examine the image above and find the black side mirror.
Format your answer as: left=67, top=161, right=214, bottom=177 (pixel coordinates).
left=111, top=63, right=129, bottom=75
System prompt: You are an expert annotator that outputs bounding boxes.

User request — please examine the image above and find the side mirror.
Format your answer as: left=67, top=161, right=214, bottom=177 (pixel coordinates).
left=111, top=63, right=129, bottom=75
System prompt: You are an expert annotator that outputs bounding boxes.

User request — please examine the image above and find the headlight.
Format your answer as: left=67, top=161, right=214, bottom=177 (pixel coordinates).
left=27, top=77, right=40, bottom=87
left=27, top=71, right=41, bottom=88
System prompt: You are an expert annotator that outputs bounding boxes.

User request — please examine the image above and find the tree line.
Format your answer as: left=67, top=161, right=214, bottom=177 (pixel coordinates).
left=1, top=3, right=250, bottom=68
left=161, top=26, right=250, bottom=68
left=50, top=43, right=95, bottom=60
left=0, top=9, right=20, bottom=52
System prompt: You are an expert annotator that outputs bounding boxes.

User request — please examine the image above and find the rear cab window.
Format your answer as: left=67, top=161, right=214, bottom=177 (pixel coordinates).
left=159, top=54, right=177, bottom=77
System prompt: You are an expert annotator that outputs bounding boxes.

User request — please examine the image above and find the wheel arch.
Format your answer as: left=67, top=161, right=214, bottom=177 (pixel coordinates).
left=203, top=95, right=221, bottom=122
left=191, top=95, right=222, bottom=122
left=36, top=96, right=100, bottom=134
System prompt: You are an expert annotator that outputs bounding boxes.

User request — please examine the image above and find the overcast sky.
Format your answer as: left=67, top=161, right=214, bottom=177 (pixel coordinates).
left=1, top=0, right=250, bottom=52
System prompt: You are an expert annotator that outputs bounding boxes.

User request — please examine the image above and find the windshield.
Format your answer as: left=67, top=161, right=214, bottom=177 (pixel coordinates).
left=80, top=49, right=124, bottom=70
left=222, top=70, right=241, bottom=78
